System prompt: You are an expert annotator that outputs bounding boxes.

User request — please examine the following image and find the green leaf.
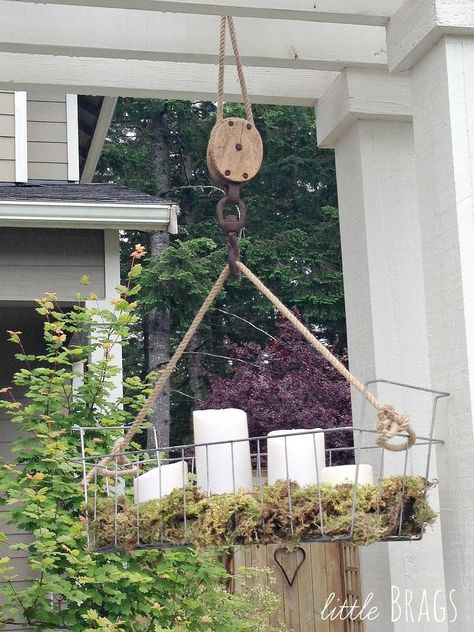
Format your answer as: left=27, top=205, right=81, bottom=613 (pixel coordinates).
left=128, top=264, right=142, bottom=279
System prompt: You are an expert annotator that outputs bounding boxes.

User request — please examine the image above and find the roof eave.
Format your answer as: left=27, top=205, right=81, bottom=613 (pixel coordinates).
left=80, top=97, right=118, bottom=183
left=0, top=200, right=179, bottom=232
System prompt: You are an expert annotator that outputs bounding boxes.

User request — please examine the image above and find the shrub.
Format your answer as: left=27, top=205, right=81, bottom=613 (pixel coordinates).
left=0, top=257, right=285, bottom=631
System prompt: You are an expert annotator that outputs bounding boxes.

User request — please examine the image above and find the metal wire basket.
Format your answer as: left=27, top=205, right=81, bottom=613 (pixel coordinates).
left=73, top=380, right=448, bottom=551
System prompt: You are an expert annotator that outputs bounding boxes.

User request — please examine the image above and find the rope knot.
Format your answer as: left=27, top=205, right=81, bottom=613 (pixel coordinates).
left=102, top=437, right=141, bottom=479
left=112, top=437, right=129, bottom=465
left=375, top=404, right=416, bottom=452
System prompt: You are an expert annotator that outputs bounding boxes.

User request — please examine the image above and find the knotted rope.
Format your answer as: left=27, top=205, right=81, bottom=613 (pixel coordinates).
left=98, top=437, right=141, bottom=479
left=216, top=15, right=254, bottom=126
left=375, top=405, right=416, bottom=452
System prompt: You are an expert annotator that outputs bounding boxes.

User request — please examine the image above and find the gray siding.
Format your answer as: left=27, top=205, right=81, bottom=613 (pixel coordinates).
left=0, top=92, right=15, bottom=182
left=0, top=308, right=45, bottom=631
left=0, top=160, right=15, bottom=181
left=27, top=93, right=68, bottom=181
left=0, top=91, right=74, bottom=183
left=0, top=228, right=106, bottom=301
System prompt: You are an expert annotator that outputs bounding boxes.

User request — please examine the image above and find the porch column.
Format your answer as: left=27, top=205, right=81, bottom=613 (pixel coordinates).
left=388, top=4, right=474, bottom=628
left=86, top=230, right=123, bottom=404
left=316, top=68, right=447, bottom=632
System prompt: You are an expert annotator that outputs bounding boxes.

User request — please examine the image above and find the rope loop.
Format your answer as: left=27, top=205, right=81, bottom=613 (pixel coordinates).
left=98, top=437, right=141, bottom=480
left=375, top=404, right=416, bottom=452
left=216, top=15, right=254, bottom=125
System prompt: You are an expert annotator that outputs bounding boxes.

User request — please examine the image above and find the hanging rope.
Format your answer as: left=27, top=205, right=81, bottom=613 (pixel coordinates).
left=216, top=15, right=226, bottom=124
left=216, top=15, right=254, bottom=126
left=85, top=266, right=230, bottom=484
left=235, top=262, right=416, bottom=452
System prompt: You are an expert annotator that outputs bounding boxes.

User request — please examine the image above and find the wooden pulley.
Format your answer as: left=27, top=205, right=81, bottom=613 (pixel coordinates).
left=207, top=117, right=263, bottom=187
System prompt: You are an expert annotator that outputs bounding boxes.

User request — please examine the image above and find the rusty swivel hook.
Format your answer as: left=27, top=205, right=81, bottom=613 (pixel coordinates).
left=215, top=183, right=247, bottom=278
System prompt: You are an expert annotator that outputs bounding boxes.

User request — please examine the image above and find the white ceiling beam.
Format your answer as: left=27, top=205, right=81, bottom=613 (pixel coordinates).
left=0, top=2, right=388, bottom=71
left=387, top=0, right=474, bottom=72
left=0, top=53, right=337, bottom=105
left=316, top=68, right=412, bottom=148
left=9, top=0, right=404, bottom=27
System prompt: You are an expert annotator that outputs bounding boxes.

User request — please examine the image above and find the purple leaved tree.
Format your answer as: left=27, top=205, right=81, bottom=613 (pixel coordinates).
left=199, top=317, right=354, bottom=456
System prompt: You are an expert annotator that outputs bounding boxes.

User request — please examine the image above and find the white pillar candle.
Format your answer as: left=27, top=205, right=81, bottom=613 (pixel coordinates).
left=134, top=461, right=188, bottom=504
left=321, top=464, right=374, bottom=486
left=193, top=408, right=253, bottom=494
left=267, top=429, right=326, bottom=487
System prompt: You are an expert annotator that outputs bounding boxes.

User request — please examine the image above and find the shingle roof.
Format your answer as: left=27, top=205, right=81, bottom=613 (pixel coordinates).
left=0, top=183, right=173, bottom=206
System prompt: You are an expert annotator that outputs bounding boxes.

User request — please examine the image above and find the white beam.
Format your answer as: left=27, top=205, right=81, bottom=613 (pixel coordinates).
left=9, top=0, right=404, bottom=27
left=316, top=68, right=412, bottom=147
left=13, top=91, right=27, bottom=183
left=387, top=0, right=474, bottom=72
left=66, top=94, right=80, bottom=182
left=0, top=2, right=387, bottom=71
left=0, top=53, right=337, bottom=105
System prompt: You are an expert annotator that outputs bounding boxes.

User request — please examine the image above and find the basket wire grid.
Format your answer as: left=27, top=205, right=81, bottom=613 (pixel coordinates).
left=73, top=380, right=448, bottom=551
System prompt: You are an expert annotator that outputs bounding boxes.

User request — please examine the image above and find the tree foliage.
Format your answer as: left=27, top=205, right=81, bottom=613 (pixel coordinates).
left=200, top=317, right=352, bottom=454
left=96, top=99, right=345, bottom=442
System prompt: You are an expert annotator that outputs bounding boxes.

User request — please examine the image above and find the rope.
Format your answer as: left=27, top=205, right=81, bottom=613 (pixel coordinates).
left=216, top=16, right=254, bottom=126
left=85, top=261, right=415, bottom=485
left=99, top=438, right=141, bottom=480
left=236, top=261, right=416, bottom=452
left=216, top=15, right=226, bottom=123
left=227, top=16, right=253, bottom=125
left=375, top=405, right=415, bottom=452
left=85, top=265, right=230, bottom=483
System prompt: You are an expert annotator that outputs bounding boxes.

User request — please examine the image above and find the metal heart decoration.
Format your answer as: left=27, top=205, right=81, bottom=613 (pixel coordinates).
left=273, top=546, right=306, bottom=587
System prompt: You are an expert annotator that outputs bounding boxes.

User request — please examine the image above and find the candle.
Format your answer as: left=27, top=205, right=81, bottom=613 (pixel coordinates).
left=321, top=464, right=374, bottom=486
left=193, top=408, right=253, bottom=494
left=267, top=429, right=326, bottom=487
left=134, top=461, right=189, bottom=504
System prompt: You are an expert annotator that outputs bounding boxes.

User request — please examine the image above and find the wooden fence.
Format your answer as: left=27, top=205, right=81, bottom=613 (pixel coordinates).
left=232, top=543, right=364, bottom=632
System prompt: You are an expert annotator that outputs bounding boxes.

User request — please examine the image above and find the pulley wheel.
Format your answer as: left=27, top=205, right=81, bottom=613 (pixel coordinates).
left=207, top=117, right=263, bottom=187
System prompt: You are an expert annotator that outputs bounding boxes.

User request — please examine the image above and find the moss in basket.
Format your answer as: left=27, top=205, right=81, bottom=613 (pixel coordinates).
left=194, top=492, right=262, bottom=546
left=86, top=476, right=437, bottom=550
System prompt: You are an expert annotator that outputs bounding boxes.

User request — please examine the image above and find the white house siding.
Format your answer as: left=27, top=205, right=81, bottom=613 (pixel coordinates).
left=27, top=92, right=69, bottom=181
left=0, top=92, right=16, bottom=182
left=0, top=228, right=106, bottom=301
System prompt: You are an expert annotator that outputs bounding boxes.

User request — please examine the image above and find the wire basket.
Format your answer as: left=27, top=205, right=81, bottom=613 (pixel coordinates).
left=73, top=380, right=448, bottom=551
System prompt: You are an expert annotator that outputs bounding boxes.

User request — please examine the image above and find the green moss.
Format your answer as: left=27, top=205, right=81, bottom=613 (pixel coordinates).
left=87, top=476, right=437, bottom=550
left=194, top=492, right=262, bottom=546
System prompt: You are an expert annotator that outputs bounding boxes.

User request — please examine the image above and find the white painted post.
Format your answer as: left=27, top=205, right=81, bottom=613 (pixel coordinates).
left=316, top=68, right=447, bottom=632
left=85, top=230, right=123, bottom=405
left=66, top=94, right=80, bottom=182
left=87, top=301, right=124, bottom=406
left=14, top=91, right=27, bottom=183
left=387, top=5, right=474, bottom=626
